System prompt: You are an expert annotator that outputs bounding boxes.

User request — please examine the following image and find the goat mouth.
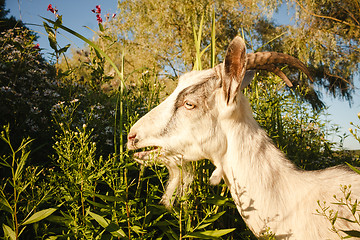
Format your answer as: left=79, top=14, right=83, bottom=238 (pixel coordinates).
left=133, top=146, right=162, bottom=161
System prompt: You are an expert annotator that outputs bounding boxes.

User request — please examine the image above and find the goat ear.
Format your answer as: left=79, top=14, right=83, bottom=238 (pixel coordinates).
left=222, top=36, right=247, bottom=104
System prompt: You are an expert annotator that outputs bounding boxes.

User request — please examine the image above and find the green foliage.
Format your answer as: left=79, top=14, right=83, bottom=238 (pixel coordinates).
left=0, top=125, right=56, bottom=240
left=48, top=104, right=116, bottom=238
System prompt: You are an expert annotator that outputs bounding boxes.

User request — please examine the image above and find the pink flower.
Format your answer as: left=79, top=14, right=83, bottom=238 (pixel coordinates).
left=96, top=14, right=103, bottom=23
left=92, top=5, right=101, bottom=14
left=95, top=5, right=101, bottom=14
left=47, top=4, right=54, bottom=13
left=92, top=5, right=103, bottom=23
left=47, top=4, right=58, bottom=14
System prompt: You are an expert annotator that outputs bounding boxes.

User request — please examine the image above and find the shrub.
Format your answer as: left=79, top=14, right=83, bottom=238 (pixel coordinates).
left=0, top=27, right=58, bottom=163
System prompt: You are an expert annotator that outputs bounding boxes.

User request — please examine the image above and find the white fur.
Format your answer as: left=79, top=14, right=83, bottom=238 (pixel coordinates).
left=128, top=39, right=360, bottom=239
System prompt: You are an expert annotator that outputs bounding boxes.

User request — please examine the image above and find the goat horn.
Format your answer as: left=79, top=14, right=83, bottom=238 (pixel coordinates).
left=252, top=64, right=293, bottom=87
left=246, top=52, right=313, bottom=86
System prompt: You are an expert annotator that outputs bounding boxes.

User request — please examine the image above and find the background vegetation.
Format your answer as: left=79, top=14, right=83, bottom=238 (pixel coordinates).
left=0, top=0, right=359, bottom=239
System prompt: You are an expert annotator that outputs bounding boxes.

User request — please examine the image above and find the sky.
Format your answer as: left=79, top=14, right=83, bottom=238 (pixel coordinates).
left=6, top=0, right=360, bottom=150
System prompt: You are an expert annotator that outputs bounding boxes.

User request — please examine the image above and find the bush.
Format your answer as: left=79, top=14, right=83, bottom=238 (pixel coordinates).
left=0, top=27, right=58, bottom=161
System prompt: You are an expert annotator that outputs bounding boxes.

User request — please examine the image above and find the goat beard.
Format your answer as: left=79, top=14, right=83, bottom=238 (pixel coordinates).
left=133, top=148, right=194, bottom=208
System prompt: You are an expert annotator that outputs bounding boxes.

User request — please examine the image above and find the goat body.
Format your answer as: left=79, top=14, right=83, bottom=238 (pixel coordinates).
left=127, top=37, right=360, bottom=239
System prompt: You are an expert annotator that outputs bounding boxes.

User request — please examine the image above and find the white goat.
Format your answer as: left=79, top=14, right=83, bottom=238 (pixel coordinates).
left=127, top=36, right=360, bottom=239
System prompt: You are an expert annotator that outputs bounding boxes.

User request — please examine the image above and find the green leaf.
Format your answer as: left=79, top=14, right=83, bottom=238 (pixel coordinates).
left=331, top=211, right=338, bottom=225
left=98, top=23, right=104, bottom=32
left=87, top=210, right=109, bottom=228
left=87, top=210, right=126, bottom=237
left=205, top=196, right=236, bottom=208
left=94, top=193, right=124, bottom=202
left=45, top=236, right=59, bottom=240
left=0, top=196, right=12, bottom=213
left=43, top=22, right=54, bottom=35
left=197, top=223, right=212, bottom=230
left=94, top=48, right=104, bottom=59
left=58, top=44, right=70, bottom=55
left=184, top=228, right=236, bottom=239
left=352, top=201, right=358, bottom=215
left=22, top=207, right=57, bottom=225
left=131, top=225, right=146, bottom=234
left=3, top=224, right=16, bottom=240
left=346, top=162, right=360, bottom=175
left=203, top=211, right=226, bottom=223
left=107, top=222, right=126, bottom=237
left=164, top=227, right=179, bottom=240
left=14, top=151, right=30, bottom=182
left=45, top=215, right=70, bottom=225
left=339, top=217, right=356, bottom=223
left=102, top=35, right=113, bottom=41
left=48, top=34, right=58, bottom=51
left=54, top=15, right=63, bottom=28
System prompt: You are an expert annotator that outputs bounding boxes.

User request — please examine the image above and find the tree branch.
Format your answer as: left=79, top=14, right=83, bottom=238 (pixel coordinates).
left=324, top=69, right=354, bottom=89
left=339, top=4, right=360, bottom=26
left=294, top=0, right=360, bottom=30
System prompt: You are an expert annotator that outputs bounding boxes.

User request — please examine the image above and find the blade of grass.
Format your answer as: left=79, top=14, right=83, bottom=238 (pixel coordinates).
left=211, top=7, right=216, bottom=68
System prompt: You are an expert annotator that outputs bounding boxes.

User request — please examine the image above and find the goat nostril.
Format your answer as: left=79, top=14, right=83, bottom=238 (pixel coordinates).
left=128, top=133, right=137, bottom=140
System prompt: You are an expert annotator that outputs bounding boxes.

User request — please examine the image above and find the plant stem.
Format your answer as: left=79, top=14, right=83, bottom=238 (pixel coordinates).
left=179, top=157, right=184, bottom=240
left=10, top=139, right=19, bottom=239
left=211, top=7, right=216, bottom=68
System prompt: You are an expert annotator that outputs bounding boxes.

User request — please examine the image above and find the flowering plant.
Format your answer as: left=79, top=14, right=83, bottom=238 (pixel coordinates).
left=92, top=5, right=103, bottom=23
left=47, top=4, right=58, bottom=16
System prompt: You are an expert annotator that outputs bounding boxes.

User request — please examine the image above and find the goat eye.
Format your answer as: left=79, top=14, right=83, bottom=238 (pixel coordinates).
left=184, top=101, right=195, bottom=110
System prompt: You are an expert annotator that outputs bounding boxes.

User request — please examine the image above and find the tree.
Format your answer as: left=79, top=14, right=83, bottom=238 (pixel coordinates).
left=63, top=0, right=358, bottom=108
left=0, top=0, right=27, bottom=33
left=275, top=0, right=359, bottom=102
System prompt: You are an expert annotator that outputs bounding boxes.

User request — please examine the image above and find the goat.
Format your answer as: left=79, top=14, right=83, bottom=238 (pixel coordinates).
left=127, top=36, right=360, bottom=239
